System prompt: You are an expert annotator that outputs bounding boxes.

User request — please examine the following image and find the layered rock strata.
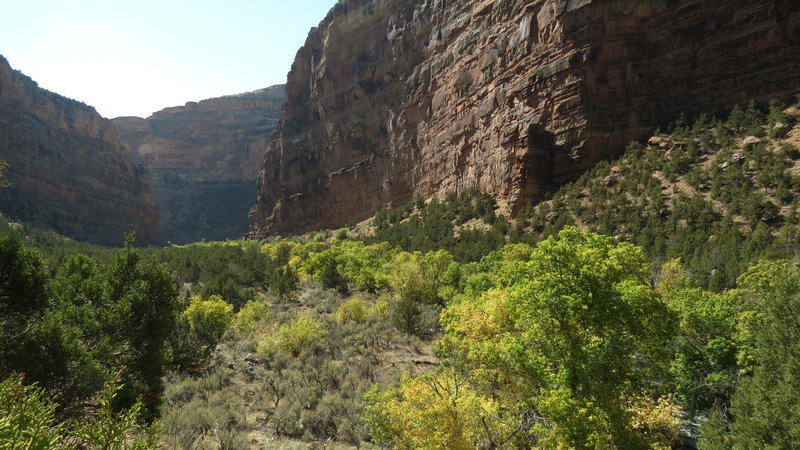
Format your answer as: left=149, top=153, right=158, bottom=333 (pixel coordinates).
left=250, top=0, right=800, bottom=236
left=113, top=86, right=284, bottom=244
left=0, top=56, right=159, bottom=245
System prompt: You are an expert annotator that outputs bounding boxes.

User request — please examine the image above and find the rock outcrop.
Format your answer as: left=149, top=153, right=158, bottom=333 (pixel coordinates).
left=249, top=0, right=800, bottom=237
left=0, top=56, right=159, bottom=245
left=113, top=86, right=284, bottom=244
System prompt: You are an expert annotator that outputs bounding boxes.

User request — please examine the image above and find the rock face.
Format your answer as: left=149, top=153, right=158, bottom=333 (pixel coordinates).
left=0, top=56, right=160, bottom=245
left=113, top=86, right=284, bottom=244
left=249, top=0, right=800, bottom=236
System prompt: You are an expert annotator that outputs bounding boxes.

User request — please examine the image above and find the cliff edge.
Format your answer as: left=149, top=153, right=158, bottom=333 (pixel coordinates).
left=0, top=56, right=160, bottom=245
left=113, top=86, right=285, bottom=243
left=250, top=0, right=800, bottom=236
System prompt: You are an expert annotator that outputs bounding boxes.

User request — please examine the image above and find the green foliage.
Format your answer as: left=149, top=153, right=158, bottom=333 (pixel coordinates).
left=145, top=239, right=266, bottom=305
left=166, top=315, right=208, bottom=374
left=521, top=99, right=800, bottom=291
left=170, top=295, right=237, bottom=372
left=233, top=298, right=270, bottom=333
left=269, top=265, right=298, bottom=297
left=259, top=313, right=327, bottom=358
left=183, top=294, right=234, bottom=348
left=429, top=228, right=679, bottom=448
left=0, top=159, right=8, bottom=187
left=662, top=266, right=742, bottom=413
left=697, top=407, right=729, bottom=450
left=367, top=189, right=506, bottom=262
left=303, top=249, right=349, bottom=293
left=335, top=296, right=367, bottom=324
left=388, top=250, right=454, bottom=307
left=365, top=368, right=505, bottom=449
left=767, top=100, right=790, bottom=138
left=0, top=233, right=50, bottom=381
left=0, top=233, right=179, bottom=424
left=35, top=254, right=112, bottom=413
left=104, top=236, right=180, bottom=420
left=383, top=249, right=455, bottom=335
left=0, top=373, right=159, bottom=450
left=335, top=241, right=393, bottom=294
left=0, top=374, right=66, bottom=449
left=390, top=295, right=423, bottom=335
left=512, top=228, right=671, bottom=392
left=711, top=260, right=800, bottom=448
left=0, top=232, right=49, bottom=315
left=69, top=375, right=161, bottom=450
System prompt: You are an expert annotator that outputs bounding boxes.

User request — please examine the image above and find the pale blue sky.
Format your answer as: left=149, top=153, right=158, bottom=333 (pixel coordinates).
left=0, top=0, right=335, bottom=118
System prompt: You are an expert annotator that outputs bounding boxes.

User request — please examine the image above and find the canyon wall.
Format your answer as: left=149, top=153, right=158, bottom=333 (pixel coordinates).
left=113, top=86, right=284, bottom=244
left=0, top=56, right=160, bottom=245
left=249, top=0, right=800, bottom=236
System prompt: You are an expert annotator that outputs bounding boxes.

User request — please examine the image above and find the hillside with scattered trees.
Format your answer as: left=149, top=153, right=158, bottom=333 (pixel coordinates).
left=1, top=97, right=800, bottom=448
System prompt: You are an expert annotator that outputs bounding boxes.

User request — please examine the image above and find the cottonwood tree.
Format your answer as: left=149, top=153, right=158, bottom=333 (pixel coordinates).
left=370, top=227, right=679, bottom=448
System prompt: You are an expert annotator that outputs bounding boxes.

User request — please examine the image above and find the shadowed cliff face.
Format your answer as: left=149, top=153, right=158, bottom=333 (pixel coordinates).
left=0, top=56, right=160, bottom=245
left=249, top=0, right=800, bottom=237
left=113, top=86, right=284, bottom=244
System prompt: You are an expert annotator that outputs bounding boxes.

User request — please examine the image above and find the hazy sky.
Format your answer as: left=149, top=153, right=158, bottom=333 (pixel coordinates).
left=0, top=0, right=335, bottom=118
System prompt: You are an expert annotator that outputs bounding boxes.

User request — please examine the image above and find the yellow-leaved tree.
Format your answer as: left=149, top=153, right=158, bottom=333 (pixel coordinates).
left=258, top=312, right=326, bottom=358
left=183, top=294, right=234, bottom=349
left=365, top=367, right=510, bottom=449
left=368, top=227, right=681, bottom=448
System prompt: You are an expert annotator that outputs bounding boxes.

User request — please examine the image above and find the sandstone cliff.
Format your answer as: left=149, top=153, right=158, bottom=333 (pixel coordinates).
left=249, top=0, right=800, bottom=236
left=113, top=86, right=284, bottom=244
left=0, top=56, right=160, bottom=245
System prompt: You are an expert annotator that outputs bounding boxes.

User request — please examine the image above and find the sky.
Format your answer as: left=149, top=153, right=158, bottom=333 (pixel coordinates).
left=0, top=0, right=336, bottom=118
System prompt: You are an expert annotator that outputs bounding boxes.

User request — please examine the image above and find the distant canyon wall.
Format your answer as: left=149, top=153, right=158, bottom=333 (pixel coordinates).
left=113, top=86, right=284, bottom=244
left=0, top=56, right=160, bottom=245
left=249, top=0, right=800, bottom=236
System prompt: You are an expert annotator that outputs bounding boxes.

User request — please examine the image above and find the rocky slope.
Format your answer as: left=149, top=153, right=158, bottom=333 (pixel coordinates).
left=113, top=86, right=284, bottom=244
left=249, top=0, right=800, bottom=237
left=0, top=56, right=160, bottom=245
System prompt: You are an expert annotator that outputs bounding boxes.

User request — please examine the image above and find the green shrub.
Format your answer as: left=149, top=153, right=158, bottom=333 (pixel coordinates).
left=162, top=383, right=246, bottom=449
left=259, top=313, right=326, bottom=358
left=233, top=299, right=270, bottom=333
left=69, top=377, right=161, bottom=450
left=0, top=374, right=160, bottom=450
left=183, top=295, right=234, bottom=348
left=0, top=374, right=65, bottom=449
left=335, top=297, right=367, bottom=324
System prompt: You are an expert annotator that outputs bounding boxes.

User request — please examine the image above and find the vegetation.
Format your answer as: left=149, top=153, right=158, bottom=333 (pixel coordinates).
left=183, top=294, right=235, bottom=349
left=0, top=233, right=174, bottom=448
left=1, top=97, right=799, bottom=447
left=369, top=228, right=679, bottom=448
left=363, top=99, right=800, bottom=293
left=367, top=189, right=507, bottom=262
left=520, top=100, right=800, bottom=291
left=0, top=159, right=8, bottom=187
left=0, top=373, right=161, bottom=449
left=698, top=260, right=800, bottom=448
left=0, top=374, right=66, bottom=449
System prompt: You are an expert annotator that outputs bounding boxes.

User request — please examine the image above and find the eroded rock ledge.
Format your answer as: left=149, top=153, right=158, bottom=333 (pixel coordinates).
left=0, top=56, right=160, bottom=245
left=113, top=86, right=285, bottom=243
left=249, top=0, right=800, bottom=237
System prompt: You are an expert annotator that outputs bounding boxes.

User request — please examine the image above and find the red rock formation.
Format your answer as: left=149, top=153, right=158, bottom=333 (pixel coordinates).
left=249, top=0, right=800, bottom=237
left=112, top=86, right=284, bottom=243
left=0, top=56, right=160, bottom=245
